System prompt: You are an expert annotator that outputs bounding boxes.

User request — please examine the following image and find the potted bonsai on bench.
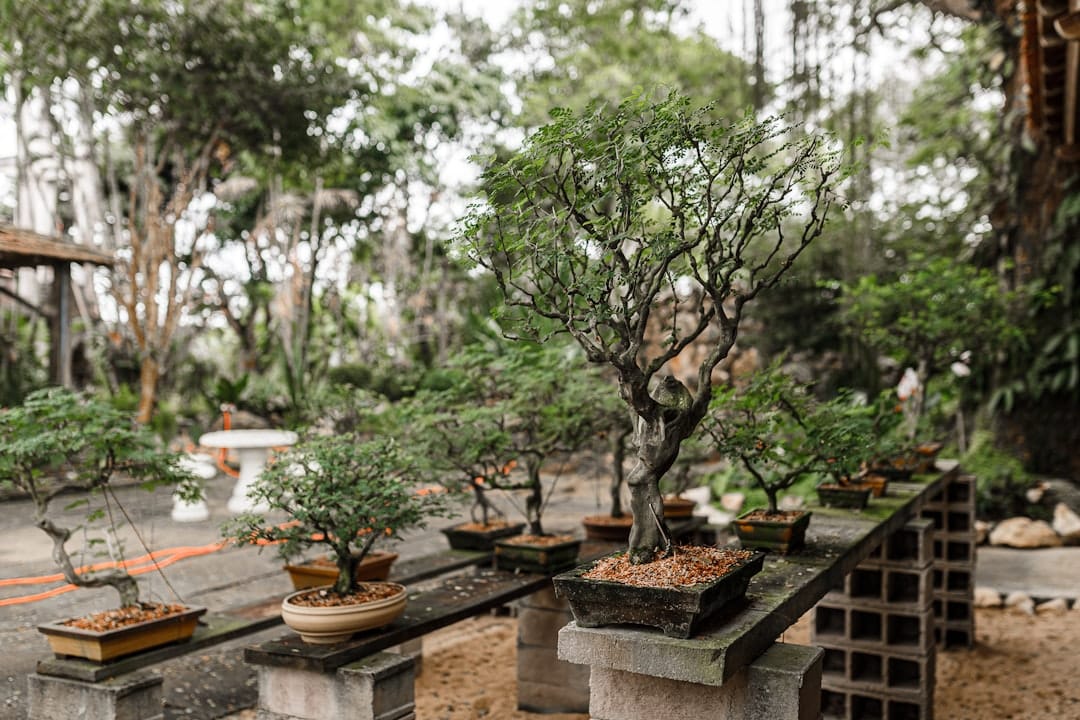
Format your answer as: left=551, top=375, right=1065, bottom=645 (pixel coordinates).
left=705, top=368, right=873, bottom=552
left=461, top=90, right=845, bottom=636
left=225, top=433, right=450, bottom=644
left=0, top=388, right=204, bottom=662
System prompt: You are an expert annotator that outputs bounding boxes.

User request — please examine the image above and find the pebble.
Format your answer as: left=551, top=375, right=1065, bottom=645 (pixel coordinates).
left=1036, top=598, right=1069, bottom=615
left=974, top=586, right=1002, bottom=608
left=989, top=517, right=1062, bottom=548
left=1004, top=591, right=1035, bottom=615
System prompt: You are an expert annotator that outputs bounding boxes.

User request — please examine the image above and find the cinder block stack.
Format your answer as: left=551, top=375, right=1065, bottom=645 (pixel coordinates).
left=920, top=474, right=976, bottom=649
left=812, top=519, right=936, bottom=720
left=515, top=584, right=590, bottom=713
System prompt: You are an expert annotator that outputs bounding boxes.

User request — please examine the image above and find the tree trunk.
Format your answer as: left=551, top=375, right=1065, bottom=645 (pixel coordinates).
left=37, top=515, right=140, bottom=606
left=525, top=457, right=544, bottom=536
left=609, top=427, right=630, bottom=518
left=136, top=356, right=160, bottom=425
left=626, top=415, right=684, bottom=564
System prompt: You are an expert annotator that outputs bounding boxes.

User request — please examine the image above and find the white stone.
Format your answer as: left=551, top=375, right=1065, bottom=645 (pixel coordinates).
left=720, top=492, right=746, bottom=513
left=973, top=587, right=1002, bottom=608
left=1004, top=591, right=1035, bottom=615
left=974, top=520, right=992, bottom=545
left=1036, top=598, right=1069, bottom=615
left=681, top=486, right=711, bottom=505
left=988, top=517, right=1063, bottom=548
left=694, top=506, right=733, bottom=529
left=1026, top=482, right=1048, bottom=503
left=1052, top=503, right=1080, bottom=543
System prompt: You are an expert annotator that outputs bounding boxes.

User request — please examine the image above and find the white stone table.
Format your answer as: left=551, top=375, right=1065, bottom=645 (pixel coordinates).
left=198, top=429, right=298, bottom=514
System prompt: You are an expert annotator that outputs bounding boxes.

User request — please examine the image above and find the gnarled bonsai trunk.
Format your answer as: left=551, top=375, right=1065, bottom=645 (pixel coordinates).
left=36, top=515, right=140, bottom=607
left=626, top=414, right=686, bottom=564
left=609, top=427, right=631, bottom=518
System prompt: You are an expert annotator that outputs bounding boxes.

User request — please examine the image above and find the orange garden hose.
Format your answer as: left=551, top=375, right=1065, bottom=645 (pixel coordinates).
left=0, top=522, right=300, bottom=607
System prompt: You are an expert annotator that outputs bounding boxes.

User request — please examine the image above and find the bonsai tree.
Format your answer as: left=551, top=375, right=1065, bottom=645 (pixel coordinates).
left=839, top=255, right=1022, bottom=444
left=703, top=369, right=868, bottom=515
left=405, top=342, right=608, bottom=535
left=462, top=91, right=844, bottom=562
left=403, top=389, right=515, bottom=528
left=225, top=433, right=450, bottom=595
left=0, top=388, right=198, bottom=607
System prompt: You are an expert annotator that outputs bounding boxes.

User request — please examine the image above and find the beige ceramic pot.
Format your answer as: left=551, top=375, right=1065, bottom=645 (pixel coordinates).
left=281, top=582, right=407, bottom=644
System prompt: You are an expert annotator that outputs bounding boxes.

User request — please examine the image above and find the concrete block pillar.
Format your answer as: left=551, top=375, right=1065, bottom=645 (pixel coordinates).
left=28, top=669, right=164, bottom=720
left=813, top=519, right=937, bottom=720
left=515, top=583, right=590, bottom=713
left=255, top=651, right=415, bottom=720
left=586, top=643, right=822, bottom=720
left=921, top=473, right=976, bottom=648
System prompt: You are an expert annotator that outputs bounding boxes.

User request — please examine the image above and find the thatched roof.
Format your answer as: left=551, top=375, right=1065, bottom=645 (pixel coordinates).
left=0, top=226, right=114, bottom=269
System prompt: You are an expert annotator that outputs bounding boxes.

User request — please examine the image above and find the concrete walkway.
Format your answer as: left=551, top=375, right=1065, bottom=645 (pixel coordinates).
left=975, top=546, right=1080, bottom=600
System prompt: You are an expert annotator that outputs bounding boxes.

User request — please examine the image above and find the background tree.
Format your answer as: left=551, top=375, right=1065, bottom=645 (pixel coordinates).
left=463, top=92, right=845, bottom=563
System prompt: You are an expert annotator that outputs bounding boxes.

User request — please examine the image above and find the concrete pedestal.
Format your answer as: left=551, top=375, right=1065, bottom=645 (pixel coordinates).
left=28, top=669, right=164, bottom=720
left=559, top=624, right=822, bottom=720
left=254, top=651, right=415, bottom=720
left=515, top=585, right=589, bottom=713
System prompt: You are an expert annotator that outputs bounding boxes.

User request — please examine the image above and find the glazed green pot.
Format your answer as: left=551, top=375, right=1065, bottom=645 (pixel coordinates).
left=732, top=509, right=812, bottom=554
left=495, top=535, right=581, bottom=574
left=816, top=483, right=872, bottom=509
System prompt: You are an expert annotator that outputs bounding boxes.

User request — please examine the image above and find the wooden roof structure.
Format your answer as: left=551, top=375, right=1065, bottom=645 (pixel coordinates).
left=1027, top=0, right=1080, bottom=160
left=0, top=225, right=114, bottom=269
left=0, top=225, right=114, bottom=388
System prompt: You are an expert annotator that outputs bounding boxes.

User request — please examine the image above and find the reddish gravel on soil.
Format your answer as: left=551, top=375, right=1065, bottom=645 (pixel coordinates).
left=502, top=534, right=575, bottom=546
left=740, top=509, right=805, bottom=522
left=63, top=602, right=188, bottom=631
left=288, top=582, right=402, bottom=607
left=583, top=546, right=755, bottom=588
left=455, top=520, right=518, bottom=532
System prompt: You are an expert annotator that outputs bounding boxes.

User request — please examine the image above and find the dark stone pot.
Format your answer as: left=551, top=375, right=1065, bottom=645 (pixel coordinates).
left=582, top=514, right=633, bottom=542
left=732, top=509, right=812, bottom=554
left=553, top=550, right=765, bottom=639
left=495, top=536, right=582, bottom=574
left=816, top=483, right=872, bottom=509
left=440, top=522, right=525, bottom=551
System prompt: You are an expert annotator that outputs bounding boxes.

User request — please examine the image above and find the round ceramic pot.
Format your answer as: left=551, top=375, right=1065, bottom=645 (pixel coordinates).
left=281, top=582, right=407, bottom=644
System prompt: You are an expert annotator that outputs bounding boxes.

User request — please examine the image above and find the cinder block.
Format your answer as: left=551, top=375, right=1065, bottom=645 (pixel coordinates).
left=28, top=671, right=163, bottom=720
left=588, top=643, right=822, bottom=720
left=518, top=679, right=590, bottom=713
left=518, top=606, right=573, bottom=648
left=861, top=520, right=933, bottom=569
left=519, top=583, right=567, bottom=611
left=339, top=653, right=416, bottom=720
left=518, top=646, right=590, bottom=690
left=256, top=652, right=415, bottom=720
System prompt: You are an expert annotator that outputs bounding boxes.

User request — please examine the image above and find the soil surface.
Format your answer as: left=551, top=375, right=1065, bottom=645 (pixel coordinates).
left=287, top=582, right=402, bottom=607
left=62, top=602, right=188, bottom=631
left=583, top=546, right=754, bottom=587
left=501, top=534, right=575, bottom=547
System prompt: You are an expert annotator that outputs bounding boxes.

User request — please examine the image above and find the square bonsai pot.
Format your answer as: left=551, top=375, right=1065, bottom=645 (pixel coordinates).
left=732, top=509, right=812, bottom=554
left=552, top=550, right=765, bottom=638
left=37, top=605, right=207, bottom=663
left=441, top=522, right=526, bottom=551
left=494, top=535, right=581, bottom=574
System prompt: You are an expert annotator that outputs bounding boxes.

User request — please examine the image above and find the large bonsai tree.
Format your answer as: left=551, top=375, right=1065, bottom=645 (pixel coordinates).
left=0, top=388, right=198, bottom=606
left=226, top=434, right=450, bottom=595
left=462, top=92, right=844, bottom=562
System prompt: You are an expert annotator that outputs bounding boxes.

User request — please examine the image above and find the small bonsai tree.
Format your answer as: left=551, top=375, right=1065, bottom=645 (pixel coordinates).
left=839, top=255, right=1022, bottom=444
left=704, top=369, right=869, bottom=515
left=0, top=388, right=198, bottom=606
left=462, top=91, right=844, bottom=562
left=225, top=433, right=450, bottom=595
left=405, top=342, right=608, bottom=535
